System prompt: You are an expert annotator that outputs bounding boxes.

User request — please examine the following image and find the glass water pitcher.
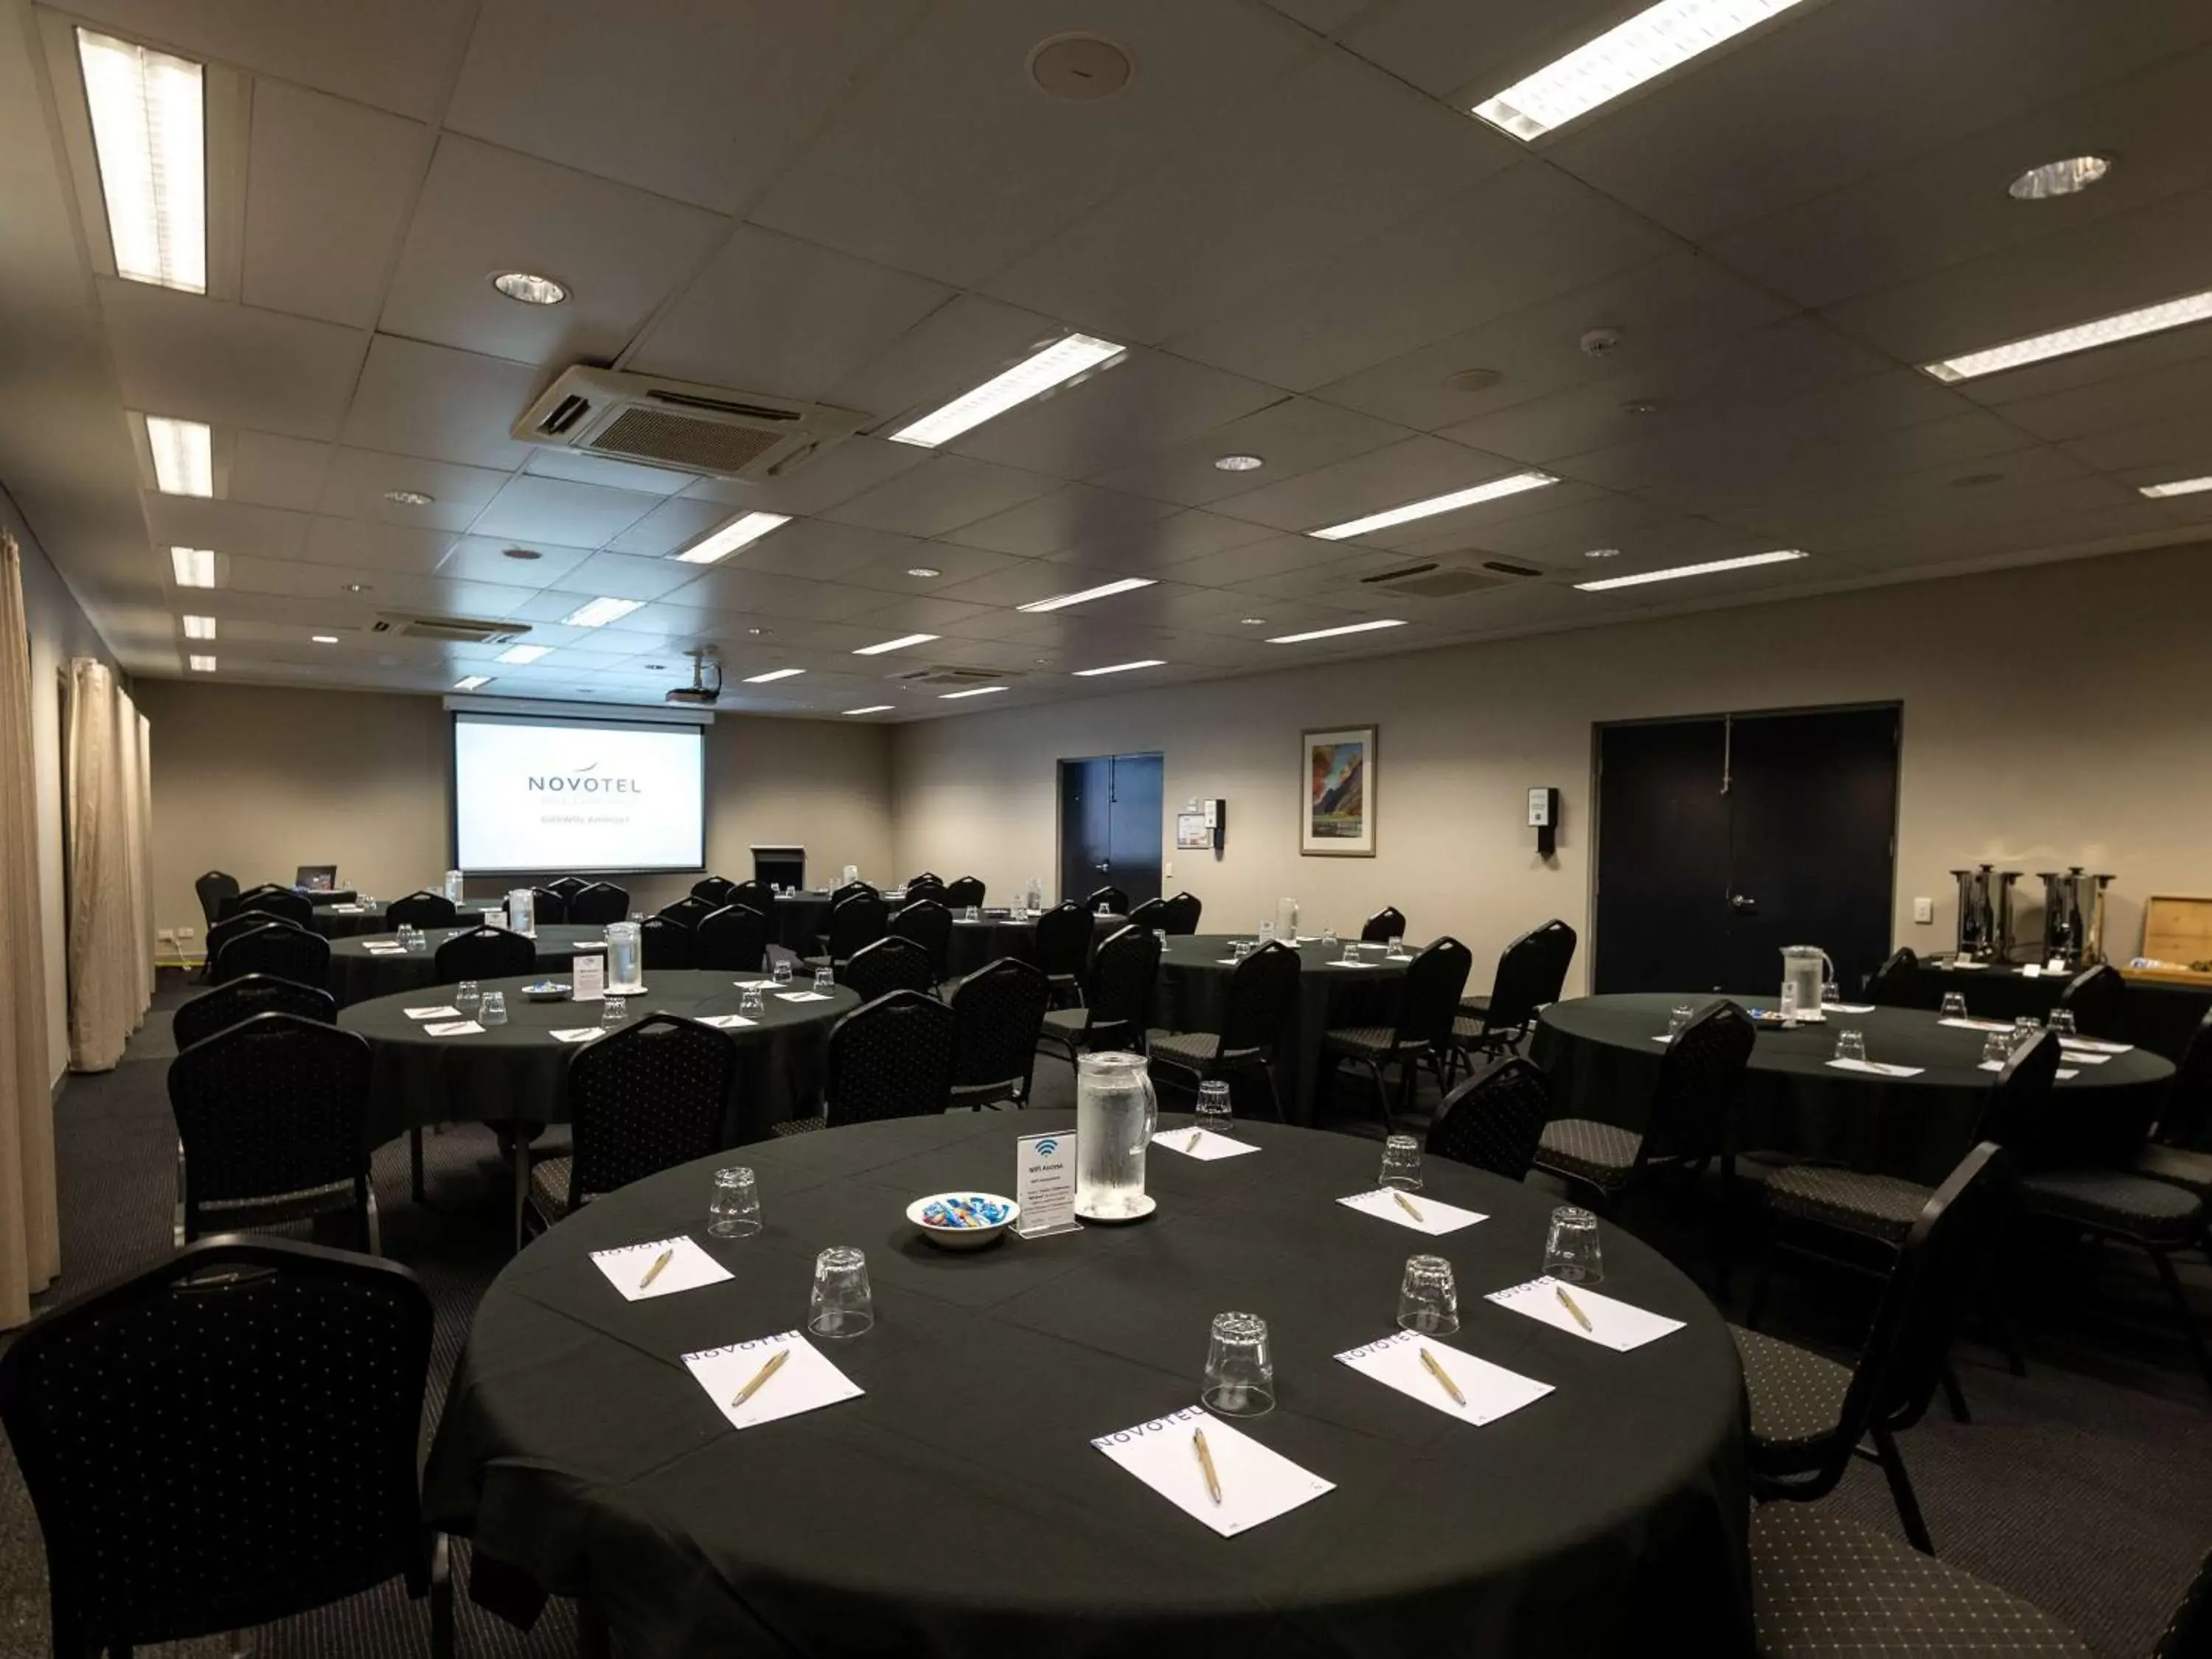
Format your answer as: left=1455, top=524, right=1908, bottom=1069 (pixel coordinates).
left=605, top=921, right=644, bottom=993
left=506, top=887, right=535, bottom=937
left=1780, top=945, right=1834, bottom=1021
left=444, top=868, right=465, bottom=903
left=1075, top=1051, right=1158, bottom=1221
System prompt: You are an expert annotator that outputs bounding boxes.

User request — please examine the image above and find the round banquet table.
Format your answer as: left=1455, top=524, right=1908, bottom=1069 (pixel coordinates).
left=326, top=922, right=613, bottom=1007
left=306, top=900, right=386, bottom=939
left=945, top=909, right=1127, bottom=977
left=424, top=1110, right=1750, bottom=1659
left=1154, top=933, right=1410, bottom=1123
left=1897, top=959, right=2211, bottom=1063
left=338, top=969, right=858, bottom=1148
left=1534, top=993, right=2174, bottom=1184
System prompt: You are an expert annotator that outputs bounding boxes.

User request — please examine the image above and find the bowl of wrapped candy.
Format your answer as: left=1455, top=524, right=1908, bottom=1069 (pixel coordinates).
left=905, top=1192, right=1020, bottom=1251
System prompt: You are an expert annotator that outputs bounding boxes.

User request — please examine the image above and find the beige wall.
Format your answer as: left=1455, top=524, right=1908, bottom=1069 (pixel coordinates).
left=890, top=542, right=2212, bottom=993
left=138, top=681, right=894, bottom=957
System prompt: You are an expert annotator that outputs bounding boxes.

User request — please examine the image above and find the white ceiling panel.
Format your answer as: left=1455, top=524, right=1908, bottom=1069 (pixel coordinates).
left=603, top=495, right=741, bottom=559
left=709, top=518, right=925, bottom=584
left=1261, top=0, right=1385, bottom=33
left=832, top=541, right=1031, bottom=597
left=944, top=349, right=1281, bottom=479
left=627, top=225, right=952, bottom=403
left=678, top=436, right=928, bottom=517
left=469, top=475, right=664, bottom=546
left=299, top=515, right=456, bottom=574
left=380, top=136, right=730, bottom=368
left=1201, top=434, right=1538, bottom=539
left=434, top=536, right=598, bottom=587
left=750, top=0, right=1317, bottom=288
left=1089, top=396, right=1408, bottom=507
left=228, top=431, right=333, bottom=512
left=1332, top=0, right=1628, bottom=102
left=658, top=566, right=888, bottom=624
left=317, top=446, right=511, bottom=532
left=821, top=453, right=1059, bottom=538
left=1994, top=355, right=2212, bottom=445
left=987, top=52, right=1515, bottom=344
left=931, top=484, right=1176, bottom=560
left=519, top=448, right=696, bottom=496
left=142, top=495, right=310, bottom=562
left=241, top=80, right=431, bottom=330
left=340, top=336, right=546, bottom=471
left=542, top=549, right=712, bottom=603
left=828, top=292, right=1077, bottom=432
left=2056, top=411, right=2212, bottom=476
left=101, top=280, right=369, bottom=439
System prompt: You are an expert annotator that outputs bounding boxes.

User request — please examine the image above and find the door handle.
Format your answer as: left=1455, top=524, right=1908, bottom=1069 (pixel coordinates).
left=1731, top=894, right=1757, bottom=914
left=1096, top=863, right=1110, bottom=872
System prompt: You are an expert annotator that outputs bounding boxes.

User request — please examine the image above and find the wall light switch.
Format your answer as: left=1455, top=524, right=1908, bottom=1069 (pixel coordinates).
left=1164, top=860, right=1172, bottom=878
left=1912, top=897, right=1933, bottom=924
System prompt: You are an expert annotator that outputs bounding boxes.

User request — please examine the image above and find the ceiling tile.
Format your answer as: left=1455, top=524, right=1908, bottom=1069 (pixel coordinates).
left=658, top=566, right=887, bottom=623
left=603, top=495, right=737, bottom=558
left=101, top=280, right=369, bottom=439
left=340, top=335, right=546, bottom=471
left=936, top=484, right=1178, bottom=559
left=821, top=453, right=1059, bottom=537
left=678, top=435, right=928, bottom=516
left=433, top=535, right=599, bottom=586
left=1091, top=396, right=1408, bottom=507
left=142, top=495, right=310, bottom=561
left=1203, top=433, right=1538, bottom=540
left=941, top=348, right=1282, bottom=479
left=543, top=549, right=711, bottom=602
left=299, top=515, right=456, bottom=573
left=317, top=447, right=512, bottom=532
left=469, top=475, right=664, bottom=545
left=709, top=518, right=928, bottom=583
left=833, top=542, right=1032, bottom=597
left=228, top=431, right=333, bottom=512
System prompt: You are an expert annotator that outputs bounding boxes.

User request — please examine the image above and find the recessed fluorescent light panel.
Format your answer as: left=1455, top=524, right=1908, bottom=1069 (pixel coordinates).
left=311, top=634, right=338, bottom=644
left=560, top=596, right=642, bottom=628
left=1575, top=549, right=1807, bottom=591
left=187, top=655, right=215, bottom=672
left=1074, top=659, right=1166, bottom=676
left=1267, top=619, right=1408, bottom=644
left=1015, top=577, right=1156, bottom=613
left=939, top=685, right=1009, bottom=700
left=889, top=333, right=1125, bottom=448
left=1922, top=288, right=2212, bottom=382
left=1472, top=0, right=1809, bottom=142
left=145, top=416, right=212, bottom=496
left=852, top=633, right=939, bottom=656
left=169, top=546, right=217, bottom=588
left=495, top=644, right=550, bottom=664
left=2008, top=156, right=2110, bottom=201
left=742, top=668, right=805, bottom=684
left=843, top=705, right=895, bottom=715
left=673, top=511, right=790, bottom=564
left=76, top=29, right=206, bottom=292
left=1310, top=472, right=1557, bottom=540
left=2140, top=474, right=2212, bottom=498
left=181, top=614, right=215, bottom=639
left=453, top=675, right=491, bottom=692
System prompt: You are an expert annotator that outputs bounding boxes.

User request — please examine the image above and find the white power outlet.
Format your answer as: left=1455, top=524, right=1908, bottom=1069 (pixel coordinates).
left=1912, top=897, right=1933, bottom=925
left=177, top=924, right=196, bottom=938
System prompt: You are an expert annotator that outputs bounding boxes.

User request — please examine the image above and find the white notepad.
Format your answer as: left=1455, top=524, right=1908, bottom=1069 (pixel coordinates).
left=591, top=1235, right=731, bottom=1301
left=2056, top=1048, right=2111, bottom=1064
left=422, top=1020, right=484, bottom=1037
left=776, top=991, right=831, bottom=1004
left=362, top=942, right=406, bottom=955
left=549, top=1027, right=605, bottom=1044
left=733, top=979, right=773, bottom=990
left=1939, top=1017, right=2014, bottom=1033
left=698, top=1013, right=757, bottom=1030
left=1488, top=1276, right=1686, bottom=1352
left=683, top=1331, right=862, bottom=1432
left=1155, top=1127, right=1261, bottom=1161
left=403, top=1004, right=462, bottom=1020
left=1980, top=1060, right=2079, bottom=1079
left=1093, top=1406, right=1333, bottom=1538
left=1335, top=1331, right=1551, bottom=1425
left=1336, top=1187, right=1486, bottom=1236
left=1324, top=959, right=1379, bottom=969
left=1827, top=1002, right=1877, bottom=1013
left=2062, top=1037, right=2131, bottom=1055
left=331, top=904, right=364, bottom=914
left=1825, top=1057, right=1924, bottom=1077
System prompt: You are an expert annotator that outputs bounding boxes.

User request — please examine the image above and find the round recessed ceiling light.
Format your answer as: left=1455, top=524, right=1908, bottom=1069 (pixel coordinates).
left=748, top=627, right=771, bottom=636
left=492, top=271, right=568, bottom=305
left=2007, top=155, right=2111, bottom=201
left=383, top=489, right=434, bottom=507
left=1027, top=32, right=1133, bottom=102
left=1239, top=616, right=1267, bottom=626
left=907, top=566, right=942, bottom=579
left=1620, top=398, right=1660, bottom=416
left=1213, top=453, right=1265, bottom=472
left=344, top=582, right=372, bottom=594
left=1445, top=366, right=1503, bottom=393
left=501, top=546, right=542, bottom=561
left=310, top=634, right=338, bottom=644
left=1583, top=548, right=1621, bottom=559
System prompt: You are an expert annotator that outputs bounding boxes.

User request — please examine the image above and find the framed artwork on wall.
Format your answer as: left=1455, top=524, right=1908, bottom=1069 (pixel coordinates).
left=1301, top=726, right=1376, bottom=857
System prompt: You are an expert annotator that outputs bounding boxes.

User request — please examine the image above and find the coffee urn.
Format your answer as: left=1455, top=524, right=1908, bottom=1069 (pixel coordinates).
left=1950, top=866, right=1995, bottom=960
left=2037, top=868, right=2115, bottom=969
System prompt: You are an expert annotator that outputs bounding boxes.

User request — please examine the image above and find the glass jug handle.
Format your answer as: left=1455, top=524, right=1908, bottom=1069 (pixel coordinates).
left=1821, top=950, right=1837, bottom=986
left=1139, top=1068, right=1158, bottom=1149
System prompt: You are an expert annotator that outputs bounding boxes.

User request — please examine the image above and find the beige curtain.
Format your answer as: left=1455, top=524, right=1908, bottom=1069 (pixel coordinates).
left=0, top=532, right=58, bottom=1326
left=65, top=657, right=153, bottom=1071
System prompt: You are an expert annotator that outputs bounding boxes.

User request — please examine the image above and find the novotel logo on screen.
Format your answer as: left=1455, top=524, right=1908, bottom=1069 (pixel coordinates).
left=524, top=762, right=643, bottom=795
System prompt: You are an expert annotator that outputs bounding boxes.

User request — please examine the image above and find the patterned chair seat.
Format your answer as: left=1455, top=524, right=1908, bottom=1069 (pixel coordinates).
left=2019, top=1166, right=2205, bottom=1247
left=1458, top=993, right=1492, bottom=1016
left=2132, top=1141, right=2212, bottom=1203
left=1750, top=1507, right=2091, bottom=1658
left=773, top=1116, right=826, bottom=1138
left=528, top=1157, right=579, bottom=1223
left=1764, top=1165, right=1932, bottom=1244
left=1731, top=1326, right=1850, bottom=1456
left=1041, top=1006, right=1088, bottom=1037
left=1533, top=1119, right=1642, bottom=1192
left=198, top=1178, right=356, bottom=1220
left=1146, top=1031, right=1264, bottom=1072
left=1323, top=1024, right=1421, bottom=1061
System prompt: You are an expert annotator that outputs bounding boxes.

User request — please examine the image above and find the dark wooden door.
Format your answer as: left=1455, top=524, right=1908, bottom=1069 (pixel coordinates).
left=1593, top=720, right=1733, bottom=993
left=1057, top=758, right=1112, bottom=905
left=1105, top=753, right=1164, bottom=908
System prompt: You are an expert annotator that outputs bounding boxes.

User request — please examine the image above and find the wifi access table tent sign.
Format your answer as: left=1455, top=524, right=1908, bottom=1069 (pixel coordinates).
left=1015, top=1131, right=1079, bottom=1239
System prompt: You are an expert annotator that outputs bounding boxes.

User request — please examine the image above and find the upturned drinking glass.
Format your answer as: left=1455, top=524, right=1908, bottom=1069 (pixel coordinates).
left=1378, top=1134, right=1422, bottom=1191
left=1545, top=1206, right=1604, bottom=1283
left=1341, top=939, right=1361, bottom=964
left=1386, top=935, right=1405, bottom=957
left=708, top=1166, right=761, bottom=1239
left=771, top=959, right=794, bottom=985
left=1195, top=1079, right=1231, bottom=1134
left=813, top=966, right=834, bottom=994
left=600, top=994, right=627, bottom=1031
left=738, top=985, right=766, bottom=1018
left=1320, top=926, right=1338, bottom=948
left=454, top=980, right=481, bottom=1014
left=809, top=1246, right=873, bottom=1338
left=479, top=991, right=507, bottom=1027
left=1666, top=1004, right=1695, bottom=1040
left=1834, top=1029, right=1868, bottom=1063
left=1202, top=1311, right=1274, bottom=1417
left=1982, top=1032, right=2013, bottom=1066
left=1940, top=991, right=1968, bottom=1020
left=1397, top=1254, right=1460, bottom=1335
left=2047, top=1008, right=2078, bottom=1038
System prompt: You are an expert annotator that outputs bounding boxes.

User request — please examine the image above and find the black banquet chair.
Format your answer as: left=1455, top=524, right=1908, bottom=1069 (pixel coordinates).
left=1040, top=925, right=1160, bottom=1074
left=904, top=873, right=947, bottom=904
left=434, top=925, right=535, bottom=981
left=1161, top=891, right=1203, bottom=936
left=1148, top=939, right=1301, bottom=1121
left=828, top=879, right=877, bottom=911
left=694, top=903, right=769, bottom=973
left=1361, top=905, right=1408, bottom=945
left=167, top=1012, right=377, bottom=1251
left=1427, top=1056, right=1552, bottom=1183
left=1126, top=897, right=1169, bottom=931
left=639, top=914, right=695, bottom=971
left=524, top=1015, right=739, bottom=1242
left=213, top=920, right=330, bottom=989
left=1451, top=919, right=1576, bottom=1078
left=776, top=991, right=956, bottom=1137
left=0, top=1237, right=451, bottom=1659
left=529, top=884, right=569, bottom=925
left=204, top=911, right=295, bottom=972
left=194, top=869, right=240, bottom=932
left=1321, top=936, right=1472, bottom=1132
left=385, top=890, right=459, bottom=929
left=949, top=958, right=1051, bottom=1111
left=1032, top=900, right=1096, bottom=1005
left=692, top=874, right=737, bottom=905
left=2059, top=961, right=2126, bottom=1040
left=1085, top=885, right=1130, bottom=916
left=945, top=876, right=986, bottom=911
left=891, top=897, right=953, bottom=981
left=173, top=973, right=335, bottom=1052
left=1863, top=946, right=1919, bottom=1006
left=811, top=889, right=888, bottom=971
left=841, top=936, right=935, bottom=1004
left=726, top=877, right=773, bottom=920
left=227, top=886, right=312, bottom=927
left=566, top=881, right=630, bottom=926
left=547, top=875, right=589, bottom=904
left=2134, top=1012, right=2212, bottom=1203
left=659, top=894, right=716, bottom=931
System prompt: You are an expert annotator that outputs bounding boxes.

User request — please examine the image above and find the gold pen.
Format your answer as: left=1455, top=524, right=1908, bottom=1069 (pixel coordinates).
left=1192, top=1427, right=1222, bottom=1506
left=638, top=1247, right=674, bottom=1290
left=1189, top=1127, right=1203, bottom=1152
left=1419, top=1345, right=1467, bottom=1408
left=1555, top=1285, right=1593, bottom=1332
left=1393, top=1190, right=1425, bottom=1223
left=730, top=1346, right=790, bottom=1409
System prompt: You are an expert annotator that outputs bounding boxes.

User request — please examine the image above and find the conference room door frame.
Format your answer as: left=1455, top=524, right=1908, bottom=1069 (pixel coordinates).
left=1056, top=752, right=1164, bottom=910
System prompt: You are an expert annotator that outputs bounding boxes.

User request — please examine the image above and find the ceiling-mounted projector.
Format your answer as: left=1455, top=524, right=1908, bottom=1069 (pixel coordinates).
left=665, top=649, right=722, bottom=706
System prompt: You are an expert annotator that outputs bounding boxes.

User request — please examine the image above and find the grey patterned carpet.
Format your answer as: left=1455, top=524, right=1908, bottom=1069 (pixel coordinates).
left=1, top=974, right=2205, bottom=1658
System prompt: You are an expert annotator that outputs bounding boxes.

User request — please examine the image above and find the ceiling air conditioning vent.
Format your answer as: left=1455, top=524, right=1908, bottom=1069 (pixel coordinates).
left=513, top=366, right=866, bottom=481
left=889, top=664, right=1019, bottom=688
left=371, top=614, right=529, bottom=645
left=1357, top=560, right=1510, bottom=600
left=1481, top=558, right=1545, bottom=579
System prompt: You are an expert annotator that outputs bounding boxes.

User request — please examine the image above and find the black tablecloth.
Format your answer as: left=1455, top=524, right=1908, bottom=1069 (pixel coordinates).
left=425, top=1111, right=1750, bottom=1659
left=338, top=969, right=855, bottom=1146
left=1154, top=934, right=1408, bottom=1122
left=325, top=922, right=613, bottom=1006
left=1535, top=993, right=2174, bottom=1184
left=1899, top=961, right=2210, bottom=1062
left=945, top=911, right=1127, bottom=978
